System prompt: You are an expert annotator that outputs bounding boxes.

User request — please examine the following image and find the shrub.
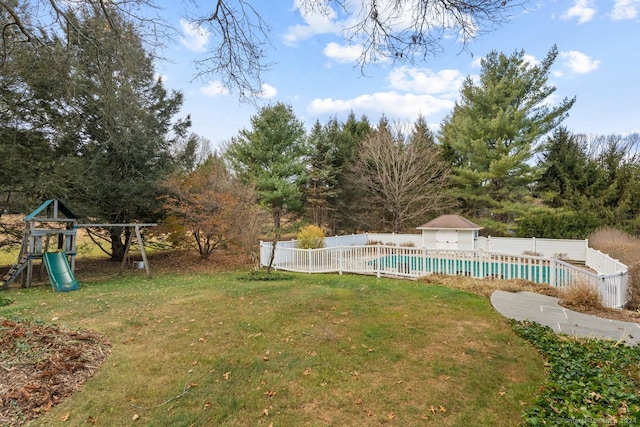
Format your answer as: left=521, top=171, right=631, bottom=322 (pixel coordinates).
left=517, top=209, right=601, bottom=239
left=560, top=280, right=603, bottom=311
left=522, top=250, right=542, bottom=257
left=238, top=270, right=294, bottom=281
left=296, top=225, right=325, bottom=249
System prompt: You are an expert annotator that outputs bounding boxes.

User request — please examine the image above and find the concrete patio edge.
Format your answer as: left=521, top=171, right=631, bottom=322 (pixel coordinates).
left=490, top=290, right=640, bottom=346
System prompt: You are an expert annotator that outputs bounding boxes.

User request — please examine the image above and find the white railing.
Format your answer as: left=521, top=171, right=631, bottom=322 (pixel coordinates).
left=266, top=233, right=590, bottom=260
left=260, top=243, right=629, bottom=309
left=475, top=237, right=588, bottom=261
left=585, top=247, right=628, bottom=275
left=365, top=233, right=423, bottom=247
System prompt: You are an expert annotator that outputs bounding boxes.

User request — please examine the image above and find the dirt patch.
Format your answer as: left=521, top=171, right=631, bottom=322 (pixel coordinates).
left=0, top=318, right=111, bottom=426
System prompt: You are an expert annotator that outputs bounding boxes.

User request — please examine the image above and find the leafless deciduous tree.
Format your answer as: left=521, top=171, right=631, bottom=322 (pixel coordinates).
left=349, top=121, right=454, bottom=232
left=298, top=0, right=520, bottom=69
left=1, top=0, right=520, bottom=100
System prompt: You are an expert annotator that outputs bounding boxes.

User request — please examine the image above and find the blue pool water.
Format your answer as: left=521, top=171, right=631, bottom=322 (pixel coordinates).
left=377, top=255, right=553, bottom=282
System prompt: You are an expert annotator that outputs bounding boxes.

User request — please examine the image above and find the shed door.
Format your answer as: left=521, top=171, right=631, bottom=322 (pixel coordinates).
left=436, top=230, right=458, bottom=250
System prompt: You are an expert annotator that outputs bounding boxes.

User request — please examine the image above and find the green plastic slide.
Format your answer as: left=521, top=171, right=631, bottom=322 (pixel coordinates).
left=43, top=252, right=79, bottom=292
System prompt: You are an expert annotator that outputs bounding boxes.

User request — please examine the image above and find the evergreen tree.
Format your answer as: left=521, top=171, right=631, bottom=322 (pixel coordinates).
left=327, top=112, right=372, bottom=233
left=305, top=119, right=339, bottom=228
left=440, top=46, right=575, bottom=230
left=225, top=102, right=307, bottom=271
left=536, top=127, right=595, bottom=208
left=0, top=7, right=191, bottom=259
left=59, top=9, right=190, bottom=259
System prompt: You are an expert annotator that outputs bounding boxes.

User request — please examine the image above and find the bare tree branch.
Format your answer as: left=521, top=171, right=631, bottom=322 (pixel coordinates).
left=187, top=0, right=273, bottom=102
left=349, top=121, right=454, bottom=232
left=299, top=0, right=522, bottom=71
left=1, top=0, right=519, bottom=100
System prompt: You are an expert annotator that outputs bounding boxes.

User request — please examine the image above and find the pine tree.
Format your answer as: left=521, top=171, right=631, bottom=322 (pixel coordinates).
left=440, top=46, right=575, bottom=230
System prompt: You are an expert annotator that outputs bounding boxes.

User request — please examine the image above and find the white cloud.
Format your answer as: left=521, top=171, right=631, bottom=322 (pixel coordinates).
left=323, top=42, right=362, bottom=63
left=560, top=50, right=601, bottom=74
left=610, top=0, right=640, bottom=20
left=562, top=0, right=597, bottom=24
left=260, top=83, right=278, bottom=99
left=387, top=67, right=464, bottom=96
left=522, top=54, right=539, bottom=67
left=283, top=1, right=342, bottom=46
left=200, top=81, right=229, bottom=97
left=307, top=64, right=464, bottom=124
left=308, top=92, right=455, bottom=121
left=180, top=19, right=211, bottom=52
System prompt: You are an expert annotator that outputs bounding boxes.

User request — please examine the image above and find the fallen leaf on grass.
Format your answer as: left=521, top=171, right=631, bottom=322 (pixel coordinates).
left=132, top=414, right=139, bottom=421
left=303, top=368, right=312, bottom=376
left=61, top=412, right=70, bottom=422
left=223, top=372, right=230, bottom=380
left=388, top=412, right=395, bottom=420
left=261, top=408, right=269, bottom=416
left=265, top=389, right=276, bottom=397
left=263, top=351, right=271, bottom=361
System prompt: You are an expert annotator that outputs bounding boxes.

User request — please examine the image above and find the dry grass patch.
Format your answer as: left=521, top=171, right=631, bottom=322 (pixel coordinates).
left=588, top=227, right=640, bottom=265
left=560, top=280, right=604, bottom=311
left=588, top=227, right=640, bottom=311
left=419, top=274, right=562, bottom=299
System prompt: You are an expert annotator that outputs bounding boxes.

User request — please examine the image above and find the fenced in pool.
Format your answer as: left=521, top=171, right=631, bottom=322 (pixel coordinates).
left=260, top=243, right=628, bottom=309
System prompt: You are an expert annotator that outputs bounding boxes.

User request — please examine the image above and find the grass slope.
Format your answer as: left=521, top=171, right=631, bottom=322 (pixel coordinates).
left=1, top=272, right=544, bottom=426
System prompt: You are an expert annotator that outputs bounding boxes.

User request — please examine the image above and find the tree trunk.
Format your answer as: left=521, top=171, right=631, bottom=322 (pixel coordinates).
left=267, top=207, right=282, bottom=273
left=110, top=227, right=128, bottom=261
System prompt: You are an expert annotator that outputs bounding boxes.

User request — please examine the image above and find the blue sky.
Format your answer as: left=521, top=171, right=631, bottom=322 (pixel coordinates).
left=155, top=0, right=640, bottom=151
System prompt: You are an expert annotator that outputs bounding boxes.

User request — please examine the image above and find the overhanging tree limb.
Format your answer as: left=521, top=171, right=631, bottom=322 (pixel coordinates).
left=0, top=0, right=521, bottom=100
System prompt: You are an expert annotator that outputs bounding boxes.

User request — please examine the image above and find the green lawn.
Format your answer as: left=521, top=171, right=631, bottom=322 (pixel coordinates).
left=1, top=271, right=546, bottom=426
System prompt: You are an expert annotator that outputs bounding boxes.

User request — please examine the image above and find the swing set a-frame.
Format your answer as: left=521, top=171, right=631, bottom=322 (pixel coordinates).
left=1, top=199, right=156, bottom=291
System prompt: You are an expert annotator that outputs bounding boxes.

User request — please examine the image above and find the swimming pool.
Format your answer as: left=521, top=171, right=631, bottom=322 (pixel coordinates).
left=375, top=254, right=554, bottom=282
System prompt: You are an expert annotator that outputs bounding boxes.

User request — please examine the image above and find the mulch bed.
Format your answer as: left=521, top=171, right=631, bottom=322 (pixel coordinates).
left=0, top=318, right=111, bottom=426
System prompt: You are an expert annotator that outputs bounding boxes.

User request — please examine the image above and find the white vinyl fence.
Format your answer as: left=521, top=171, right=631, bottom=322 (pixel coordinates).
left=260, top=237, right=629, bottom=309
left=476, top=236, right=588, bottom=261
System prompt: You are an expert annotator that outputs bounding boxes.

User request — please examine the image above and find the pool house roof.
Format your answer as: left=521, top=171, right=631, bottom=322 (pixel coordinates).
left=417, top=215, right=483, bottom=230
